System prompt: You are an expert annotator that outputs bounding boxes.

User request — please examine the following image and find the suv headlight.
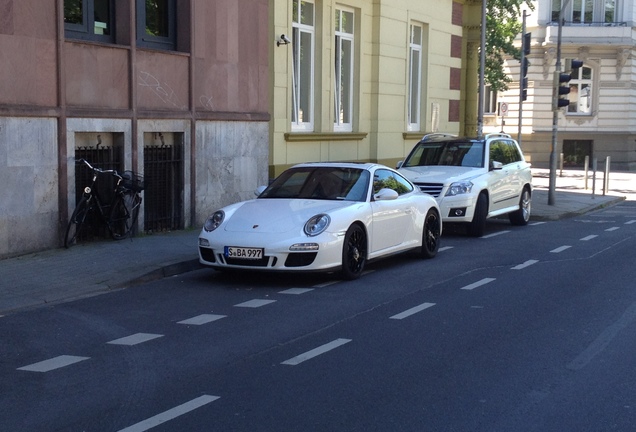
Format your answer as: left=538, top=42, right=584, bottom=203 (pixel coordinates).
left=445, top=181, right=473, bottom=196
left=304, top=214, right=330, bottom=236
left=204, top=210, right=225, bottom=232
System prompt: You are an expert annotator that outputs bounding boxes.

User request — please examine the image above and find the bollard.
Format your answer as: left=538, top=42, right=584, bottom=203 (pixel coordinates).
left=584, top=155, right=589, bottom=190
left=591, top=158, right=597, bottom=199
left=603, top=156, right=611, bottom=196
left=559, top=153, right=564, bottom=177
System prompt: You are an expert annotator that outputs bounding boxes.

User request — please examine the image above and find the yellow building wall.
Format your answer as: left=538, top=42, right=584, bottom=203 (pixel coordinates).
left=270, top=0, right=476, bottom=177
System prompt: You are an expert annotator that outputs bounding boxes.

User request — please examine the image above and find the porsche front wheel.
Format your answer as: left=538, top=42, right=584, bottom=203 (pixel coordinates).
left=420, top=208, right=441, bottom=259
left=341, top=224, right=367, bottom=280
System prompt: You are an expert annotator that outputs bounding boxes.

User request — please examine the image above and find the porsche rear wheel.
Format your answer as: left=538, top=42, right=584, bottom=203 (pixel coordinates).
left=420, top=208, right=441, bottom=259
left=341, top=224, right=367, bottom=280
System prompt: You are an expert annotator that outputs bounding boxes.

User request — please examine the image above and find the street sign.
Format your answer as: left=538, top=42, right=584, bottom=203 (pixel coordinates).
left=500, top=102, right=509, bottom=116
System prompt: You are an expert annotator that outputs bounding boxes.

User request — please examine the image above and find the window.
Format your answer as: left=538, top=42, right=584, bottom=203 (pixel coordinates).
left=567, top=63, right=592, bottom=115
left=572, top=0, right=593, bottom=23
left=292, top=0, right=315, bottom=131
left=484, top=85, right=498, bottom=115
left=373, top=170, right=413, bottom=195
left=334, top=8, right=354, bottom=132
left=64, top=0, right=114, bottom=42
left=552, top=0, right=617, bottom=23
left=408, top=24, right=423, bottom=131
left=489, top=140, right=521, bottom=166
left=137, top=0, right=176, bottom=50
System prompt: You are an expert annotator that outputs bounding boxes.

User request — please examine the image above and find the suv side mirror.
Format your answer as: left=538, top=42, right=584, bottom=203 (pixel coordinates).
left=489, top=161, right=503, bottom=171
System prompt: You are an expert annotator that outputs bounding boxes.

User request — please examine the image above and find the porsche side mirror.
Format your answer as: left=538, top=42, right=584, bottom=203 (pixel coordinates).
left=255, top=185, right=267, bottom=196
left=374, top=188, right=399, bottom=201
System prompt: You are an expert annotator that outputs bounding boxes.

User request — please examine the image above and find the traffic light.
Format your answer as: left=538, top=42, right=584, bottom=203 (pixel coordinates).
left=553, top=59, right=583, bottom=110
left=521, top=32, right=531, bottom=101
left=521, top=57, right=529, bottom=101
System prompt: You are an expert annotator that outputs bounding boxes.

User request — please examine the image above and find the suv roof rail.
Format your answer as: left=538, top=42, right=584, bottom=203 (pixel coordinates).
left=421, top=133, right=458, bottom=142
left=484, top=133, right=512, bottom=140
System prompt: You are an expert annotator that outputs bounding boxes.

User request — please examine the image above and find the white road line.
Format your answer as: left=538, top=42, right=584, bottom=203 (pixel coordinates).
left=511, top=260, right=539, bottom=270
left=234, top=299, right=276, bottom=308
left=461, top=278, right=496, bottom=291
left=281, top=338, right=352, bottom=366
left=279, top=288, right=314, bottom=295
left=530, top=222, right=546, bottom=226
left=580, top=235, right=598, bottom=241
left=117, top=395, right=220, bottom=432
left=177, top=314, right=226, bottom=325
left=18, top=355, right=89, bottom=372
left=550, top=245, right=572, bottom=253
left=107, top=333, right=163, bottom=346
left=626, top=220, right=636, bottom=225
left=439, top=246, right=454, bottom=252
left=482, top=230, right=511, bottom=239
left=605, top=227, right=620, bottom=232
left=390, top=302, right=436, bottom=320
left=567, top=302, right=636, bottom=371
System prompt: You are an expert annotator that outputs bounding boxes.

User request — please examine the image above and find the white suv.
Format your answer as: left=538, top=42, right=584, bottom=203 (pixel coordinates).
left=397, top=133, right=532, bottom=237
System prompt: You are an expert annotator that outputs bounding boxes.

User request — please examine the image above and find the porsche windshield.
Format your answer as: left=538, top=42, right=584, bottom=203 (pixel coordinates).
left=403, top=140, right=485, bottom=168
left=259, top=167, right=370, bottom=201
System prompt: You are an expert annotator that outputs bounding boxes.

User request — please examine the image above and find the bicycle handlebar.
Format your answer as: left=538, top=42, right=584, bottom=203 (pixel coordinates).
left=76, top=158, right=122, bottom=180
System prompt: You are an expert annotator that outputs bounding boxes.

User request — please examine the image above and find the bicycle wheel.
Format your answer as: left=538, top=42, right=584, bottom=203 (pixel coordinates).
left=65, top=197, right=90, bottom=248
left=109, top=190, right=141, bottom=240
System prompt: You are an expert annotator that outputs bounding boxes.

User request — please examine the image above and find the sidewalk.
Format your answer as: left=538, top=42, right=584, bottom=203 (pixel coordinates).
left=1, top=168, right=634, bottom=315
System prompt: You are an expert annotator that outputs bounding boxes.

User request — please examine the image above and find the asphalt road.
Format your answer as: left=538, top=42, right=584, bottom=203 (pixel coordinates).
left=2, top=202, right=636, bottom=431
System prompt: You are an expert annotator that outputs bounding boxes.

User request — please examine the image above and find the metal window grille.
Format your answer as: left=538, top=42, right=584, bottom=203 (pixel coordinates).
left=143, top=140, right=183, bottom=233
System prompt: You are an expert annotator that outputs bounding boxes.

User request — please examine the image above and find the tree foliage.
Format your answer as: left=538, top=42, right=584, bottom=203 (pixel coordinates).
left=485, top=0, right=534, bottom=92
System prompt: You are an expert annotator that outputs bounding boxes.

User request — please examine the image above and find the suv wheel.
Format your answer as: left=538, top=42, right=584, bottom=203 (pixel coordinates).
left=467, top=193, right=488, bottom=237
left=509, top=187, right=531, bottom=226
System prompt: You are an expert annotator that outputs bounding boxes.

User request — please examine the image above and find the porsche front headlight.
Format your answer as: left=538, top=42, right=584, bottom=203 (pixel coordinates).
left=204, top=210, right=225, bottom=232
left=304, top=214, right=331, bottom=236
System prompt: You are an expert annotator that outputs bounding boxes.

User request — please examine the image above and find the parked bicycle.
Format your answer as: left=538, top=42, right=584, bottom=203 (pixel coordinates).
left=64, top=158, right=144, bottom=248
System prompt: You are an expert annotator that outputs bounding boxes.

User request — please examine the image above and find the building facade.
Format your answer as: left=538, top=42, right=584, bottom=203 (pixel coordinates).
left=484, top=0, right=636, bottom=171
left=269, top=0, right=481, bottom=177
left=0, top=0, right=270, bottom=258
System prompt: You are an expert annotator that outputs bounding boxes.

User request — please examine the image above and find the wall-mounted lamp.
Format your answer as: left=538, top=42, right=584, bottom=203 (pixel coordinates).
left=277, top=34, right=291, bottom=47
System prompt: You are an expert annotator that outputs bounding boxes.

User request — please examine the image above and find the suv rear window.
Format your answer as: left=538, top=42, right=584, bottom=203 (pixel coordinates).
left=403, top=141, right=485, bottom=168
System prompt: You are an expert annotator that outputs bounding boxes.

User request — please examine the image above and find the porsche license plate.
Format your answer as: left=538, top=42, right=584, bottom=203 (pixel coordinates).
left=224, top=246, right=264, bottom=260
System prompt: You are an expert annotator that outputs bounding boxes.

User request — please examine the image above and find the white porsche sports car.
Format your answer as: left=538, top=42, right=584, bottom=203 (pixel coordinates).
left=198, top=162, right=442, bottom=280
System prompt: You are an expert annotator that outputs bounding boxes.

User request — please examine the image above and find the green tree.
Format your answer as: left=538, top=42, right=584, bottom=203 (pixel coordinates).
left=485, top=0, right=534, bottom=92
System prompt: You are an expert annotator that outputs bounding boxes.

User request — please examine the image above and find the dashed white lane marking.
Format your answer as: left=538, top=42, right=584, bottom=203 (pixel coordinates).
left=390, top=302, right=436, bottom=320
left=117, top=394, right=220, bottom=432
left=551, top=245, right=572, bottom=253
left=511, top=260, right=539, bottom=270
left=18, top=355, right=89, bottom=372
left=439, top=246, right=454, bottom=252
left=580, top=235, right=598, bottom=241
left=605, top=227, right=620, bottom=232
left=567, top=302, right=636, bottom=371
left=279, top=288, right=314, bottom=295
left=461, top=278, right=496, bottom=291
left=234, top=299, right=276, bottom=308
left=482, top=230, right=511, bottom=239
left=107, top=333, right=164, bottom=346
left=281, top=338, right=352, bottom=366
left=314, top=281, right=339, bottom=288
left=530, top=222, right=546, bottom=226
left=178, top=314, right=226, bottom=325
left=626, top=220, right=636, bottom=225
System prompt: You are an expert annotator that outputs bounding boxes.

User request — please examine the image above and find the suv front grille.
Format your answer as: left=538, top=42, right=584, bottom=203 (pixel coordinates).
left=414, top=182, right=444, bottom=197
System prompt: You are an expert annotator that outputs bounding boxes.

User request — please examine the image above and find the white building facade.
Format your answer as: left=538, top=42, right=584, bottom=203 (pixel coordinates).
left=484, top=0, right=636, bottom=171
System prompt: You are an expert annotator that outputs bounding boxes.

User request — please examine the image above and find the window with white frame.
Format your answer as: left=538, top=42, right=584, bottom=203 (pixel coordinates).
left=407, top=24, right=423, bottom=131
left=484, top=85, right=498, bottom=115
left=334, top=7, right=354, bottom=132
left=551, top=0, right=617, bottom=23
left=567, top=63, right=592, bottom=114
left=291, top=0, right=315, bottom=131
